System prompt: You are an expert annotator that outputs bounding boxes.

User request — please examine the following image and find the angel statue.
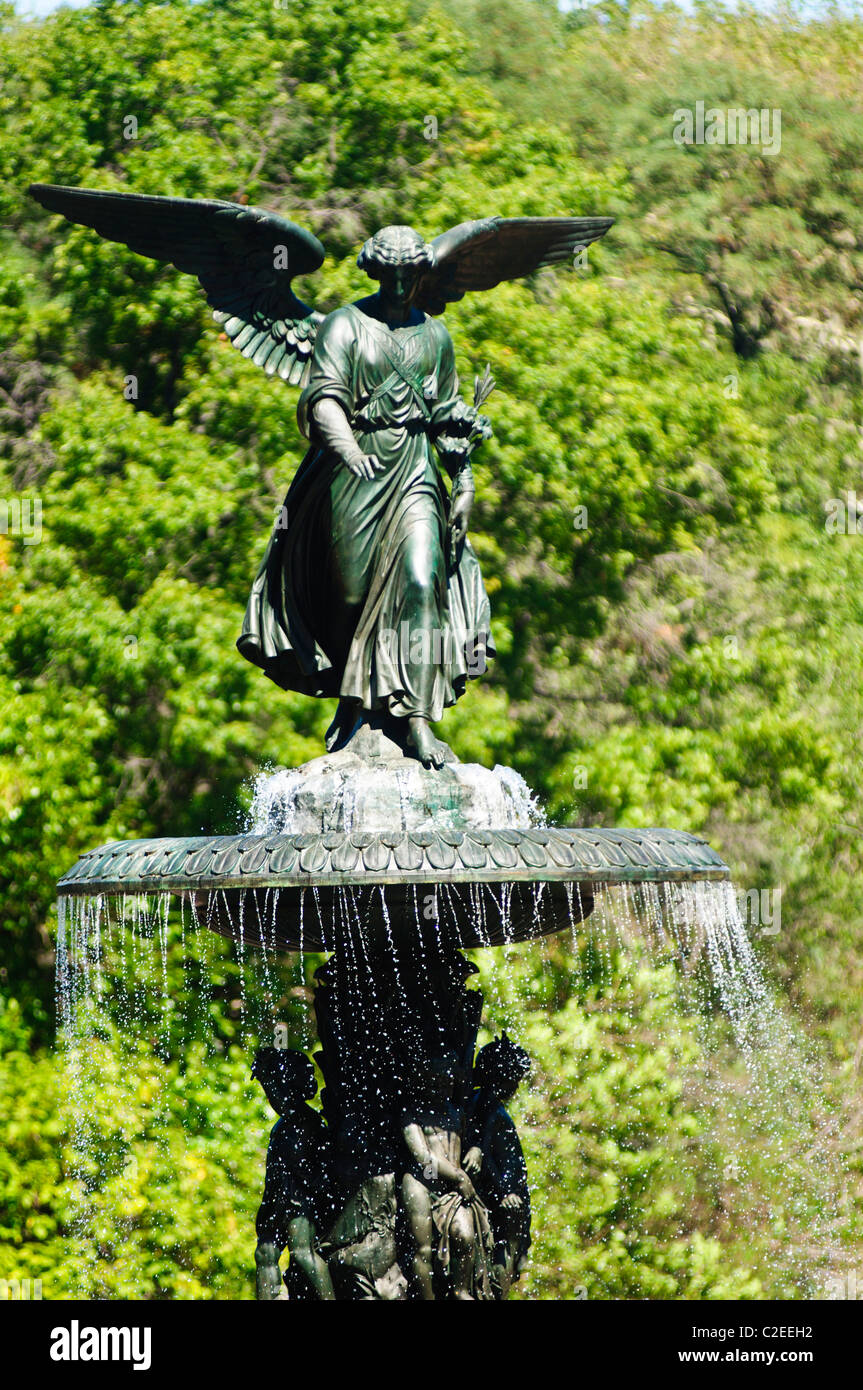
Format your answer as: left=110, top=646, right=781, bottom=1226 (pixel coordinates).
left=29, top=183, right=612, bottom=767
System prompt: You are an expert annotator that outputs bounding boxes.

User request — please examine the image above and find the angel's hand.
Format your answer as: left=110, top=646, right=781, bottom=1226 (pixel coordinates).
left=463, top=1146, right=483, bottom=1175
left=448, top=489, right=474, bottom=565
left=433, top=398, right=477, bottom=443
left=501, top=1193, right=523, bottom=1210
left=344, top=450, right=383, bottom=481
left=470, top=413, right=493, bottom=445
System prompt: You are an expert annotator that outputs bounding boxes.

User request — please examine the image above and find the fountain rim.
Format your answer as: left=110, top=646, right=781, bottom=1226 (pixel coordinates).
left=56, top=825, right=731, bottom=897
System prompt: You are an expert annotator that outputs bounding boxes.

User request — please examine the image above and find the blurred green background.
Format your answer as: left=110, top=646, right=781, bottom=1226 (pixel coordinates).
left=1, top=0, right=862, bottom=1298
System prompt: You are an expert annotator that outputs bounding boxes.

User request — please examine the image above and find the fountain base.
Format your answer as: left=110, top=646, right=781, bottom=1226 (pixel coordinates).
left=254, top=925, right=527, bottom=1301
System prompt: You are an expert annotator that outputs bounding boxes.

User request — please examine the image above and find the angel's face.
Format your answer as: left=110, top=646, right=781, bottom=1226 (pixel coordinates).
left=376, top=262, right=422, bottom=307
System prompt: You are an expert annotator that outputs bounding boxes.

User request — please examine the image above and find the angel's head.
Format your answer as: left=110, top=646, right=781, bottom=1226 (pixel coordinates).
left=357, top=225, right=432, bottom=306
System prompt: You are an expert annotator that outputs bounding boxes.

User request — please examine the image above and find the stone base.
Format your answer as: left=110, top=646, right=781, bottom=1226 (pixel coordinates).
left=249, top=718, right=543, bottom=837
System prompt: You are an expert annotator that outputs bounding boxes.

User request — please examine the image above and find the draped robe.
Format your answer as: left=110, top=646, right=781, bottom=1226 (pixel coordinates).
left=237, top=301, right=494, bottom=723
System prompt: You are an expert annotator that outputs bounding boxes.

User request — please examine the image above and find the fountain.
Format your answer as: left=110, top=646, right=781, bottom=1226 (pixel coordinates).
left=35, top=180, right=763, bottom=1301
left=56, top=720, right=730, bottom=1300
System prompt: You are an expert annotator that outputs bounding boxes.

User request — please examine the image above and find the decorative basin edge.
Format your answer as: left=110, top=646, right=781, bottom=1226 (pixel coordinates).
left=56, top=827, right=730, bottom=895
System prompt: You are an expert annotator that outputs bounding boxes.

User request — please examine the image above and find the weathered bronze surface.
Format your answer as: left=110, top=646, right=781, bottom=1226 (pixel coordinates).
left=29, top=182, right=612, bottom=768
left=57, top=826, right=726, bottom=953
left=252, top=945, right=533, bottom=1300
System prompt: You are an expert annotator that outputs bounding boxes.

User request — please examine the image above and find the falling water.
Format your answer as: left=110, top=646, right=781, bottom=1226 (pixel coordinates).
left=245, top=761, right=544, bottom=834
left=467, top=878, right=843, bottom=1299
left=489, top=765, right=546, bottom=827
left=245, top=766, right=305, bottom=834
left=53, top=764, right=846, bottom=1297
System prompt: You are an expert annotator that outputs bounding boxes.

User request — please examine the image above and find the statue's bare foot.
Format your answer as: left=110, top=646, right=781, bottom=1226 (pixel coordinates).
left=408, top=717, right=449, bottom=769
left=325, top=698, right=361, bottom=752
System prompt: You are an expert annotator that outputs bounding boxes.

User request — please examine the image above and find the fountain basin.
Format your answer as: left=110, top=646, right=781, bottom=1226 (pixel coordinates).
left=57, top=733, right=729, bottom=950
left=56, top=825, right=729, bottom=951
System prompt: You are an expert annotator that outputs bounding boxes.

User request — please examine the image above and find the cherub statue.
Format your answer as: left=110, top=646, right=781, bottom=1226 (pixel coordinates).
left=400, top=1050, right=494, bottom=1300
left=29, top=182, right=612, bottom=767
left=252, top=1047, right=335, bottom=1301
left=463, top=1033, right=532, bottom=1297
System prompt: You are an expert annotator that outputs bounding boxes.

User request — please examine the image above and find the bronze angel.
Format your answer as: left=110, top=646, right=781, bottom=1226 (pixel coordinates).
left=29, top=184, right=612, bottom=767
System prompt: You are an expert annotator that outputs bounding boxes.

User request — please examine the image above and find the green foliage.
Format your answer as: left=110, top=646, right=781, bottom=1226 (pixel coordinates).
left=0, top=1018, right=267, bottom=1299
left=474, top=946, right=763, bottom=1300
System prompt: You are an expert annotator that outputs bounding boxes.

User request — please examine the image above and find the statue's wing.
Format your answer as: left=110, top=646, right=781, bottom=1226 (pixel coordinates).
left=416, top=215, right=615, bottom=314
left=28, top=183, right=326, bottom=385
